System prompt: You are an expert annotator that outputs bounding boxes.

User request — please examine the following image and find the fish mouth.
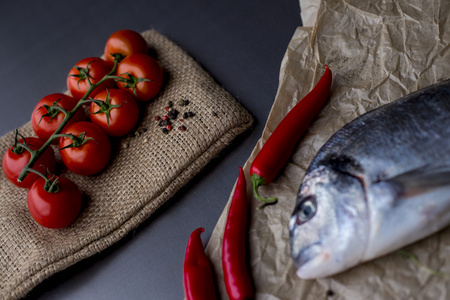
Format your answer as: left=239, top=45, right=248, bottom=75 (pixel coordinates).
left=293, top=242, right=322, bottom=269
left=293, top=242, right=332, bottom=279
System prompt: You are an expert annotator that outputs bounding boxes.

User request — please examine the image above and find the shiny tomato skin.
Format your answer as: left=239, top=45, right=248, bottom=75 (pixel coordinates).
left=31, top=93, right=85, bottom=143
left=104, top=29, right=149, bottom=62
left=59, top=121, right=111, bottom=176
left=2, top=137, right=56, bottom=188
left=90, top=89, right=139, bottom=137
left=27, top=176, right=82, bottom=229
left=116, top=53, right=163, bottom=102
left=67, top=57, right=116, bottom=100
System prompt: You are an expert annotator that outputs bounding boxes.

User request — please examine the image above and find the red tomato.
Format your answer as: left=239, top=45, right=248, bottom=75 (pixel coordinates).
left=104, top=29, right=149, bottom=62
left=31, top=93, right=85, bottom=143
left=59, top=121, right=111, bottom=176
left=2, top=137, right=56, bottom=189
left=27, top=176, right=82, bottom=229
left=67, top=57, right=116, bottom=100
left=116, top=53, right=163, bottom=102
left=90, top=89, right=139, bottom=136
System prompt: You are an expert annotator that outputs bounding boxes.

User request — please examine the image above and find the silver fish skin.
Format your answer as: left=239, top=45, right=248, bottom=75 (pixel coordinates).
left=289, top=79, right=450, bottom=279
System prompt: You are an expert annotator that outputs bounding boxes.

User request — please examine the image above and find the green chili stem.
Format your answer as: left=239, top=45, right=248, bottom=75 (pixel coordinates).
left=17, top=59, right=120, bottom=182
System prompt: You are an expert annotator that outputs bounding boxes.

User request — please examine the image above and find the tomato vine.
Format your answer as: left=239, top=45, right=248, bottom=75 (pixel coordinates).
left=3, top=29, right=164, bottom=228
left=16, top=58, right=123, bottom=182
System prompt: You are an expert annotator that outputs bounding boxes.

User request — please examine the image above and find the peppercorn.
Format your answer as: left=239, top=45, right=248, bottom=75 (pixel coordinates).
left=178, top=99, right=189, bottom=106
left=155, top=99, right=194, bottom=134
left=159, top=119, right=171, bottom=127
left=168, top=109, right=179, bottom=120
left=182, top=111, right=194, bottom=119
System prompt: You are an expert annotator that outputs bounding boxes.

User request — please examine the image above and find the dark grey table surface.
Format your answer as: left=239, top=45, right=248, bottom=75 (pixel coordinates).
left=0, top=1, right=301, bottom=299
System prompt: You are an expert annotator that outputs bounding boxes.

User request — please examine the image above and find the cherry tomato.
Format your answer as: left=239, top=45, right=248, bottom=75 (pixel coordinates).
left=31, top=93, right=85, bottom=143
left=2, top=137, right=56, bottom=189
left=116, top=53, right=163, bottom=102
left=67, top=57, right=116, bottom=100
left=90, top=89, right=139, bottom=137
left=27, top=176, right=82, bottom=229
left=104, top=29, right=149, bottom=62
left=59, top=121, right=111, bottom=176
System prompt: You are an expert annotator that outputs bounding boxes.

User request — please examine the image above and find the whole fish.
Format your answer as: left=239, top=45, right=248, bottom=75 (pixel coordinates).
left=289, top=79, right=450, bottom=279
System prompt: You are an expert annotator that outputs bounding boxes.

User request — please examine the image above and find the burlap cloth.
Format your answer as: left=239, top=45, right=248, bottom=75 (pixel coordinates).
left=0, top=30, right=253, bottom=299
left=206, top=0, right=450, bottom=299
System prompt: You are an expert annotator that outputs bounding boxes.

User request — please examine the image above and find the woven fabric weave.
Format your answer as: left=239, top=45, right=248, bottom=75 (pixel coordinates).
left=0, top=30, right=253, bottom=299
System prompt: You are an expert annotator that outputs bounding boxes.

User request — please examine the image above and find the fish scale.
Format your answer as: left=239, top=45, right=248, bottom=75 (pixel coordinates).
left=289, top=79, right=450, bottom=279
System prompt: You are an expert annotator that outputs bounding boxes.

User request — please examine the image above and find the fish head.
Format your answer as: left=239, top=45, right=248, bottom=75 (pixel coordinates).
left=289, top=165, right=369, bottom=279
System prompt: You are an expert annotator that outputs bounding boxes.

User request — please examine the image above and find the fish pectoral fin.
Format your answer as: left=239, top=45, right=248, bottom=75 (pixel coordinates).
left=386, top=163, right=450, bottom=199
left=364, top=163, right=450, bottom=259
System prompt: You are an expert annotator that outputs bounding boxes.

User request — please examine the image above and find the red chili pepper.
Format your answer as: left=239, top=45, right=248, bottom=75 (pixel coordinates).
left=250, top=65, right=332, bottom=207
left=222, top=167, right=254, bottom=300
left=183, top=227, right=218, bottom=300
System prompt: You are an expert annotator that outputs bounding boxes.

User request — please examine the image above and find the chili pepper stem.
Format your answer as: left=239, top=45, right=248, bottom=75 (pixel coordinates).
left=250, top=173, right=278, bottom=208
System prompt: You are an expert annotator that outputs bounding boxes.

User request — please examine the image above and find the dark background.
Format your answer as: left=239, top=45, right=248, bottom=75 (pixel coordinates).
left=0, top=1, right=301, bottom=299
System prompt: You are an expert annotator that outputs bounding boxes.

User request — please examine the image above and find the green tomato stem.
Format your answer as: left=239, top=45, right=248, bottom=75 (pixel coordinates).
left=24, top=168, right=60, bottom=193
left=17, top=59, right=121, bottom=183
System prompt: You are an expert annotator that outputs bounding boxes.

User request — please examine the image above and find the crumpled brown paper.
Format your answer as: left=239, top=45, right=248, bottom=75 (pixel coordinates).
left=206, top=0, right=450, bottom=299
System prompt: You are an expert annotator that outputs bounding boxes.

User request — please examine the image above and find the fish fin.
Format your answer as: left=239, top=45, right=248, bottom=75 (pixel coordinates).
left=364, top=163, right=450, bottom=260
left=385, top=163, right=450, bottom=199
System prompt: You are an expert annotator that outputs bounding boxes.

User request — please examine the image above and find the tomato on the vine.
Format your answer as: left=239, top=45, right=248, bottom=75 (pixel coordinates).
left=59, top=121, right=111, bottom=176
left=27, top=176, right=82, bottom=229
left=67, top=57, right=116, bottom=100
left=2, top=137, right=56, bottom=188
left=31, top=93, right=85, bottom=143
left=116, top=53, right=164, bottom=102
left=89, top=89, right=139, bottom=137
left=104, top=29, right=149, bottom=62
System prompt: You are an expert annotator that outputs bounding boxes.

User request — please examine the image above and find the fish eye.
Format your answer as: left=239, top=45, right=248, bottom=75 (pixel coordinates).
left=296, top=197, right=317, bottom=224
